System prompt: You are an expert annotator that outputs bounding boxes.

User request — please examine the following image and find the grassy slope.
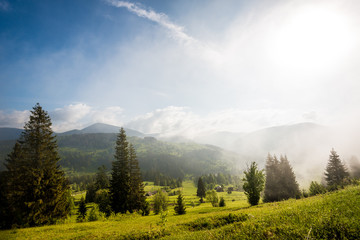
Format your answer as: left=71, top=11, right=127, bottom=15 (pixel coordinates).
left=1, top=182, right=359, bottom=240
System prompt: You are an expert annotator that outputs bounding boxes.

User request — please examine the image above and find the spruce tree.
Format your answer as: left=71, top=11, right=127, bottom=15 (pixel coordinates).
left=129, top=144, right=146, bottom=212
left=278, top=155, right=300, bottom=199
left=174, top=193, right=186, bottom=215
left=110, top=128, right=131, bottom=214
left=77, top=197, right=87, bottom=222
left=325, top=148, right=349, bottom=189
left=3, top=103, right=70, bottom=227
left=95, top=165, right=109, bottom=190
left=196, top=177, right=206, bottom=202
left=242, top=162, right=265, bottom=206
left=263, top=154, right=280, bottom=202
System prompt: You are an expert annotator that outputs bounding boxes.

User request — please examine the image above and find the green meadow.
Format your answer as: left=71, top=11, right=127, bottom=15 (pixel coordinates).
left=1, top=181, right=360, bottom=240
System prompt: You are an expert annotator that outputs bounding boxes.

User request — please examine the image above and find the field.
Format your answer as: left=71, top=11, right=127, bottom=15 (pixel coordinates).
left=1, top=181, right=360, bottom=239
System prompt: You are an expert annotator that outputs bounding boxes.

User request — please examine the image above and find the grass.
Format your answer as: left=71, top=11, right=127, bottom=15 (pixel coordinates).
left=1, top=181, right=359, bottom=239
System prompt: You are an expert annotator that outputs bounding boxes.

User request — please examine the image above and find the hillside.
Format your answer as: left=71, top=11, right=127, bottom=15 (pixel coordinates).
left=0, top=132, right=240, bottom=177
left=1, top=182, right=359, bottom=239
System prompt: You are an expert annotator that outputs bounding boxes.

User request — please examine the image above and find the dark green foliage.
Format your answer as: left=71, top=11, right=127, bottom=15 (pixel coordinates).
left=264, top=154, right=300, bottom=202
left=196, top=177, right=206, bottom=201
left=2, top=103, right=70, bottom=228
left=174, top=193, right=186, bottom=215
left=141, top=201, right=150, bottom=216
left=85, top=182, right=97, bottom=203
left=95, top=165, right=109, bottom=190
left=325, top=149, right=349, bottom=189
left=110, top=128, right=131, bottom=214
left=242, top=162, right=265, bottom=206
left=110, top=129, right=146, bottom=214
left=153, top=190, right=168, bottom=214
left=219, top=197, right=226, bottom=207
left=278, top=155, right=301, bottom=199
left=128, top=144, right=146, bottom=213
left=87, top=206, right=98, bottom=222
left=77, top=197, right=87, bottom=222
left=309, top=181, right=327, bottom=196
left=95, top=189, right=112, bottom=217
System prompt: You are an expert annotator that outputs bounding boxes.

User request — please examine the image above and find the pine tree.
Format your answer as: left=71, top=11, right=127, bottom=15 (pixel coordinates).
left=77, top=197, right=87, bottom=222
left=95, top=165, right=109, bottom=190
left=263, top=154, right=280, bottom=202
left=129, top=144, right=146, bottom=213
left=174, top=193, right=186, bottom=215
left=110, top=128, right=131, bottom=214
left=325, top=148, right=349, bottom=189
left=196, top=177, right=206, bottom=202
left=242, top=162, right=265, bottom=206
left=3, top=103, right=70, bottom=227
left=278, top=155, right=300, bottom=199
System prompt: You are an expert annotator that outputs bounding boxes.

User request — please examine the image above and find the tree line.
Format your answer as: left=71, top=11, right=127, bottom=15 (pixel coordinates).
left=0, top=104, right=186, bottom=229
left=241, top=149, right=357, bottom=206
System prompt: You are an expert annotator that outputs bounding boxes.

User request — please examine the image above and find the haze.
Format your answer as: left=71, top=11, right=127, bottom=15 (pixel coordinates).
left=1, top=0, right=360, bottom=182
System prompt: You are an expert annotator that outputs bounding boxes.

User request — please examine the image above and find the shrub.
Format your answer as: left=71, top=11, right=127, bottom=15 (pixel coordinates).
left=309, top=181, right=327, bottom=196
left=206, top=190, right=219, bottom=207
left=153, top=190, right=168, bottom=214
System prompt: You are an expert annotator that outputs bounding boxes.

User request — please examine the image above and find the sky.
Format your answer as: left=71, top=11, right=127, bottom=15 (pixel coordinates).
left=1, top=0, right=360, bottom=137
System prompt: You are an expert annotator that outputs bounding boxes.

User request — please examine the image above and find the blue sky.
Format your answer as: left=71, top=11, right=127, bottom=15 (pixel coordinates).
left=1, top=0, right=360, bottom=136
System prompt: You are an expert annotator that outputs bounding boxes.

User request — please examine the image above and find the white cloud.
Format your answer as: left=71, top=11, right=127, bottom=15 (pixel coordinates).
left=50, top=103, right=124, bottom=132
left=126, top=106, right=311, bottom=138
left=0, top=110, right=30, bottom=128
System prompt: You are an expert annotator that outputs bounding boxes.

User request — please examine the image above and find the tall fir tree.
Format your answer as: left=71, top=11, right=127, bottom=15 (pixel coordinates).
left=95, top=165, right=109, bottom=190
left=174, top=193, right=186, bottom=215
left=196, top=177, right=206, bottom=202
left=263, top=154, right=280, bottom=202
left=128, top=144, right=146, bottom=212
left=3, top=103, right=70, bottom=227
left=325, top=148, right=349, bottom=188
left=278, top=155, right=300, bottom=199
left=242, top=162, right=265, bottom=206
left=110, top=127, right=131, bottom=214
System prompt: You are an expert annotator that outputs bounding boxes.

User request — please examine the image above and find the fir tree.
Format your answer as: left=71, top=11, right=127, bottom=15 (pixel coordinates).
left=95, top=165, right=109, bottom=190
left=77, top=197, right=87, bottom=222
left=3, top=103, right=70, bottom=227
left=110, top=128, right=131, bottom=214
left=242, top=162, right=265, bottom=206
left=263, top=154, right=280, bottom=202
left=129, top=144, right=146, bottom=213
left=196, top=177, right=206, bottom=202
left=325, top=148, right=349, bottom=189
left=174, top=193, right=186, bottom=215
left=278, top=155, right=300, bottom=199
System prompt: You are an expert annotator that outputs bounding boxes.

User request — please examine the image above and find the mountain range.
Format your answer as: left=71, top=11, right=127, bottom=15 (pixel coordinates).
left=1, top=122, right=358, bottom=185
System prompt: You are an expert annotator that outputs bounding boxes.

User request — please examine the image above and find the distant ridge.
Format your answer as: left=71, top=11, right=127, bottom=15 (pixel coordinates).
left=59, top=123, right=145, bottom=137
left=0, top=128, right=23, bottom=141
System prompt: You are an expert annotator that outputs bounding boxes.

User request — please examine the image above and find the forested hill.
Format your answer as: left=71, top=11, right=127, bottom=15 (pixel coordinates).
left=0, top=133, right=240, bottom=178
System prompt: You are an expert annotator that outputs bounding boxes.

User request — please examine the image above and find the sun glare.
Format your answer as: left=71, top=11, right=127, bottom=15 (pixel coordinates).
left=268, top=5, right=354, bottom=72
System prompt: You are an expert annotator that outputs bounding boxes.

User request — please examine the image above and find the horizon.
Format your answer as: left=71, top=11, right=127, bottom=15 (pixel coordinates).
left=1, top=0, right=360, bottom=138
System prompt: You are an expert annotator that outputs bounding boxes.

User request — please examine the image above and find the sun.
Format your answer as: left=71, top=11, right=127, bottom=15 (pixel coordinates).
left=268, top=4, right=354, bottom=72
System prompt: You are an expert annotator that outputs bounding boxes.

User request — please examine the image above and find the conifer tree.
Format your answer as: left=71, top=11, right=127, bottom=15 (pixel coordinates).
left=196, top=177, right=206, bottom=202
left=264, top=154, right=280, bottom=202
left=243, top=162, right=265, bottom=206
left=95, top=165, right=109, bottom=190
left=174, top=193, right=186, bottom=215
left=325, top=148, right=349, bottom=189
left=110, top=128, right=131, bottom=214
left=77, top=197, right=87, bottom=222
left=278, top=155, right=300, bottom=199
left=129, top=144, right=146, bottom=212
left=3, top=103, right=70, bottom=227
